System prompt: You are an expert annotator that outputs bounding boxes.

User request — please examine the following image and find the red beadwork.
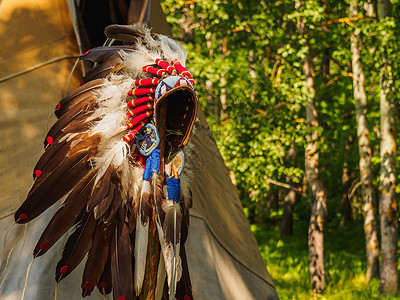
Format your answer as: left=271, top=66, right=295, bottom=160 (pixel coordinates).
left=60, top=266, right=68, bottom=274
left=134, top=78, right=159, bottom=87
left=126, top=111, right=152, bottom=129
left=155, top=58, right=176, bottom=75
left=126, top=103, right=153, bottom=118
left=40, top=241, right=49, bottom=250
left=19, top=213, right=28, bottom=221
left=127, top=96, right=153, bottom=109
left=128, top=87, right=155, bottom=97
left=143, top=65, right=166, bottom=77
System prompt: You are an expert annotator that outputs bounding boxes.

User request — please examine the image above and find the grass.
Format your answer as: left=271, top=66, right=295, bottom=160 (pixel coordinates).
left=252, top=216, right=400, bottom=299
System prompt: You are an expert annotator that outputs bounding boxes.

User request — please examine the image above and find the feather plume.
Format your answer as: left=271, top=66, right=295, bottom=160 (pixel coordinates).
left=104, top=24, right=146, bottom=43
left=16, top=150, right=93, bottom=224
left=111, top=222, right=134, bottom=300
left=134, top=179, right=152, bottom=295
left=56, top=79, right=105, bottom=118
left=55, top=212, right=96, bottom=281
left=81, top=220, right=115, bottom=297
left=96, top=256, right=113, bottom=296
left=33, top=168, right=97, bottom=257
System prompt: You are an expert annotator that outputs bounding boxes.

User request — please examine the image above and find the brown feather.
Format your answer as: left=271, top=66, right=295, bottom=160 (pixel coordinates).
left=45, top=98, right=97, bottom=147
left=33, top=168, right=97, bottom=257
left=93, top=167, right=122, bottom=220
left=104, top=24, right=145, bottom=43
left=86, top=166, right=112, bottom=212
left=55, top=212, right=96, bottom=282
left=56, top=79, right=105, bottom=118
left=34, top=133, right=99, bottom=185
left=15, top=150, right=92, bottom=224
left=103, top=184, right=123, bottom=223
left=82, top=55, right=124, bottom=82
left=111, top=222, right=134, bottom=300
left=175, top=244, right=193, bottom=300
left=79, top=46, right=134, bottom=63
left=81, top=220, right=115, bottom=297
left=97, top=255, right=113, bottom=296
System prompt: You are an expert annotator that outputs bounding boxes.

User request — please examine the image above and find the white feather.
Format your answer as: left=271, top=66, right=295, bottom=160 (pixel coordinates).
left=134, top=180, right=151, bottom=295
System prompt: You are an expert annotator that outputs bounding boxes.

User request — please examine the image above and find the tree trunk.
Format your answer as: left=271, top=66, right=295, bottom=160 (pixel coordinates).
left=281, top=146, right=299, bottom=235
left=304, top=55, right=328, bottom=293
left=350, top=0, right=380, bottom=281
left=340, top=153, right=353, bottom=226
left=379, top=59, right=397, bottom=296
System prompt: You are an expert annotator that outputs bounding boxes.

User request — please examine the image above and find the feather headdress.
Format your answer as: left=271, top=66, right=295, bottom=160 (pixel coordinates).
left=14, top=24, right=196, bottom=300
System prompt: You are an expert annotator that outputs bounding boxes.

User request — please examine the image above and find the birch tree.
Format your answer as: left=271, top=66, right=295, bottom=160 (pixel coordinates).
left=349, top=0, right=379, bottom=280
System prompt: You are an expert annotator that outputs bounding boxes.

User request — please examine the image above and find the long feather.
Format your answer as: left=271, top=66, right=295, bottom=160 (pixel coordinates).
left=81, top=220, right=114, bottom=297
left=162, top=199, right=182, bottom=299
left=33, top=168, right=97, bottom=256
left=96, top=255, right=113, bottom=296
left=134, top=179, right=152, bottom=295
left=55, top=212, right=96, bottom=281
left=56, top=79, right=105, bottom=118
left=79, top=46, right=134, bottom=63
left=104, top=24, right=145, bottom=43
left=111, top=222, right=134, bottom=300
left=15, top=150, right=92, bottom=224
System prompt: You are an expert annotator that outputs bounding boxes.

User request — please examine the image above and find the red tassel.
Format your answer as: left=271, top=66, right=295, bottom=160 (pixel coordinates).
left=172, top=59, right=194, bottom=84
left=127, top=96, right=153, bottom=109
left=134, top=78, right=160, bottom=87
left=128, top=88, right=155, bottom=97
left=126, top=103, right=153, bottom=118
left=155, top=58, right=176, bottom=75
left=142, top=65, right=166, bottom=77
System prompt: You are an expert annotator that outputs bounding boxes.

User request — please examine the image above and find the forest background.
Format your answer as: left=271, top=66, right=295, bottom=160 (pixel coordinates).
left=161, top=0, right=400, bottom=299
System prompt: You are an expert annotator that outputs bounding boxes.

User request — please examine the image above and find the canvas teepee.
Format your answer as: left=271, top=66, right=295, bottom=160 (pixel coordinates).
left=0, top=0, right=278, bottom=299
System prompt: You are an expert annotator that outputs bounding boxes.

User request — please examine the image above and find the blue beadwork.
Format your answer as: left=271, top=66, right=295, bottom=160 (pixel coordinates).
left=166, top=177, right=180, bottom=203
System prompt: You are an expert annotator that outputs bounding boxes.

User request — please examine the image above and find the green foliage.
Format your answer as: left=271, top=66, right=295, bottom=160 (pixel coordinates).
left=161, top=0, right=400, bottom=295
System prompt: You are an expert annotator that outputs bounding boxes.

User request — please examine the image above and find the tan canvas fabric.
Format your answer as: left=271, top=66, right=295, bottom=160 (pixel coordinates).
left=0, top=0, right=278, bottom=299
left=0, top=0, right=82, bottom=215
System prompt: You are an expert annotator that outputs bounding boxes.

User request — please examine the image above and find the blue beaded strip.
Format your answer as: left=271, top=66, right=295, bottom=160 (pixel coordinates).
left=166, top=177, right=180, bottom=203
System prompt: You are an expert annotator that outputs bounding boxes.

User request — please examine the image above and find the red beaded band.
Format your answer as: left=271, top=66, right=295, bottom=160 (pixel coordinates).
left=143, top=65, right=166, bottom=77
left=128, top=87, right=155, bottom=97
left=134, top=78, right=160, bottom=87
left=127, top=96, right=153, bottom=109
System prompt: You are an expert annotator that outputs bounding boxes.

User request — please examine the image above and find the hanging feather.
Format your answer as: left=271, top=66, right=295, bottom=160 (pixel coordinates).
left=111, top=222, right=134, bottom=300
left=33, top=168, right=97, bottom=257
left=81, top=220, right=115, bottom=297
left=55, top=78, right=105, bottom=118
left=97, top=255, right=113, bottom=296
left=55, top=212, right=96, bottom=282
left=104, top=24, right=146, bottom=43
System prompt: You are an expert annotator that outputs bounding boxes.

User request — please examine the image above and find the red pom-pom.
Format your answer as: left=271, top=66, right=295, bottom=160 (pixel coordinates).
left=40, top=241, right=49, bottom=250
left=19, top=213, right=28, bottom=221
left=55, top=103, right=61, bottom=111
left=84, top=282, right=94, bottom=290
left=34, top=169, right=42, bottom=178
left=99, top=281, right=108, bottom=288
left=118, top=296, right=126, bottom=300
left=46, top=136, right=53, bottom=145
left=60, top=266, right=68, bottom=274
